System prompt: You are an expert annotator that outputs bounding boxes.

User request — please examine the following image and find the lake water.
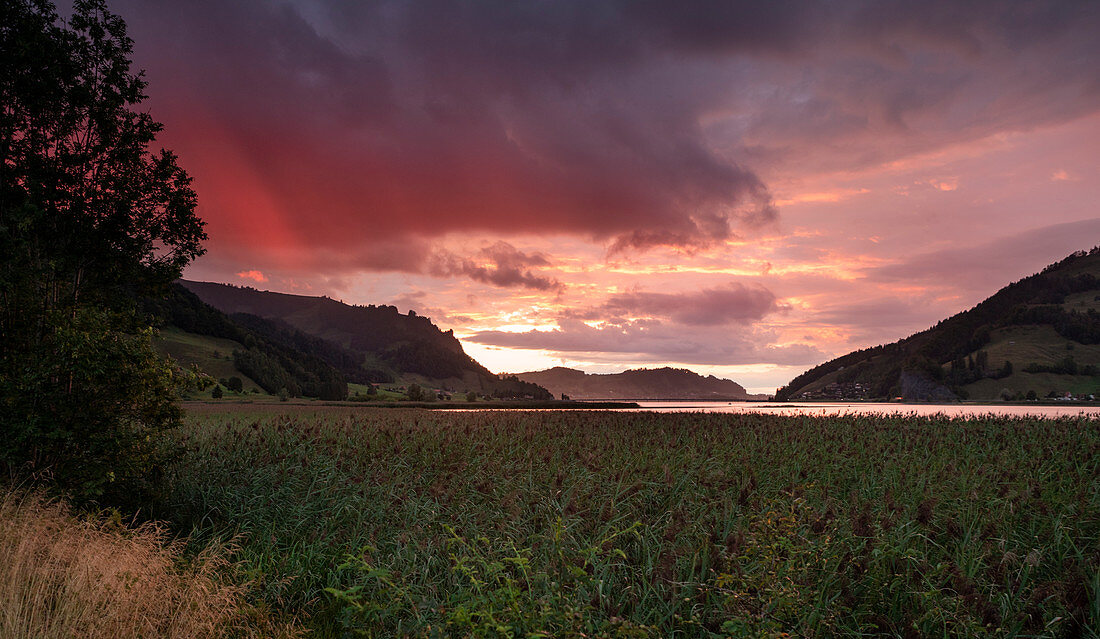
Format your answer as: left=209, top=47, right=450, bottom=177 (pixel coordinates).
left=602, top=400, right=1100, bottom=418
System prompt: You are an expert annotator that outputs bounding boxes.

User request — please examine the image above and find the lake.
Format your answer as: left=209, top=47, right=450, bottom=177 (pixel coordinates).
left=609, top=400, right=1100, bottom=418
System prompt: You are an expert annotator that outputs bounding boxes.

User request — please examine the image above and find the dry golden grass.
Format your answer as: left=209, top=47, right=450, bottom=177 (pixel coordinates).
left=0, top=488, right=300, bottom=639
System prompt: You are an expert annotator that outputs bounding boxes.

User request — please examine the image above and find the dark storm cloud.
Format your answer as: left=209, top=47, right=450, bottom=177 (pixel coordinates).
left=113, top=0, right=1100, bottom=276
left=427, top=242, right=563, bottom=291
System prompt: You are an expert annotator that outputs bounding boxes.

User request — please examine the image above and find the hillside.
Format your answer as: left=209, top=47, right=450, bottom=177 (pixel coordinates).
left=146, top=285, right=350, bottom=400
left=153, top=327, right=264, bottom=393
left=516, top=366, right=758, bottom=400
left=179, top=280, right=550, bottom=397
left=777, top=248, right=1100, bottom=401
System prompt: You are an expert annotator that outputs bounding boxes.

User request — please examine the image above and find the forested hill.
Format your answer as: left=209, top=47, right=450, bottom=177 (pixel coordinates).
left=516, top=366, right=757, bottom=400
left=179, top=280, right=533, bottom=393
left=144, top=284, right=351, bottom=400
left=777, top=248, right=1100, bottom=401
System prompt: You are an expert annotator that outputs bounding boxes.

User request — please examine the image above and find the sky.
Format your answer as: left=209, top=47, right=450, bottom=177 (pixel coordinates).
left=114, top=0, right=1100, bottom=393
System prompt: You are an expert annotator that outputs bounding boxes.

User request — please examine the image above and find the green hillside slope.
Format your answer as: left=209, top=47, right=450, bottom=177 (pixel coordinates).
left=777, top=248, right=1100, bottom=401
left=153, top=327, right=264, bottom=393
left=145, top=285, right=349, bottom=400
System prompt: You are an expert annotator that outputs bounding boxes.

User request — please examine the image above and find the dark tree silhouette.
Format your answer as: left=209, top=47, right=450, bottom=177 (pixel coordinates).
left=0, top=0, right=206, bottom=502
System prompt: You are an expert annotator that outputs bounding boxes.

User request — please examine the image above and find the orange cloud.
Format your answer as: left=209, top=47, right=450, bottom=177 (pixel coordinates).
left=773, top=187, right=869, bottom=207
left=237, top=270, right=268, bottom=282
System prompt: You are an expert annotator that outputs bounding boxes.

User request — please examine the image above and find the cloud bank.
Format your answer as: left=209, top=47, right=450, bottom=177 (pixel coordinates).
left=116, top=0, right=1100, bottom=277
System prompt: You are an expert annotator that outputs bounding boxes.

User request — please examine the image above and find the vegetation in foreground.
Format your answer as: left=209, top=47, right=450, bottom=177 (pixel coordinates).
left=153, top=407, right=1100, bottom=637
left=0, top=487, right=299, bottom=638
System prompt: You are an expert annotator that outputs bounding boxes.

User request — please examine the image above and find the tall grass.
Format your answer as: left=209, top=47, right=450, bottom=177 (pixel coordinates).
left=0, top=488, right=299, bottom=639
left=158, top=406, right=1100, bottom=636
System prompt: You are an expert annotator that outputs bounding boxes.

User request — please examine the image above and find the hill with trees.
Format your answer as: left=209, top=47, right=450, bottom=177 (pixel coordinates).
left=179, top=280, right=551, bottom=398
left=776, top=247, right=1100, bottom=401
left=144, top=284, right=351, bottom=400
left=516, top=366, right=759, bottom=400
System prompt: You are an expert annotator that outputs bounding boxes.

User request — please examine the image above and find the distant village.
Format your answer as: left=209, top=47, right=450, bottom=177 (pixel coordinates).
left=793, top=381, right=1095, bottom=402
left=793, top=382, right=870, bottom=401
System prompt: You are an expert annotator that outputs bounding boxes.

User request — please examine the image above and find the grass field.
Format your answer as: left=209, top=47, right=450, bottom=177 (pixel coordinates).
left=154, top=327, right=265, bottom=393
left=1064, top=291, right=1100, bottom=314
left=153, top=406, right=1100, bottom=637
left=960, top=326, right=1100, bottom=399
left=977, top=325, right=1100, bottom=370
left=965, top=372, right=1100, bottom=399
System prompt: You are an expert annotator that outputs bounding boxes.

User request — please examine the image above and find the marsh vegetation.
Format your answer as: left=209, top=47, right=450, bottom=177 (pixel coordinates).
left=148, top=406, right=1100, bottom=637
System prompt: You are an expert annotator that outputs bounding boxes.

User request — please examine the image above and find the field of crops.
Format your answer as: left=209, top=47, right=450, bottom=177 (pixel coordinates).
left=154, top=406, right=1100, bottom=637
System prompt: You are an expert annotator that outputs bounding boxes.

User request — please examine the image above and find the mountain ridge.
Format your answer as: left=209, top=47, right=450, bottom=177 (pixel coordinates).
left=179, top=280, right=551, bottom=398
left=516, top=366, right=762, bottom=400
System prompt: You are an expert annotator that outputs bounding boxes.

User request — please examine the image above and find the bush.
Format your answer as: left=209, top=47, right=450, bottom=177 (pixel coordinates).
left=211, top=385, right=223, bottom=399
left=0, top=309, right=182, bottom=504
left=226, top=376, right=243, bottom=393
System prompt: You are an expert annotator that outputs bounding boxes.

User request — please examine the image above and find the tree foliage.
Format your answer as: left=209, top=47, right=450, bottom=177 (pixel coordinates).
left=1, top=0, right=205, bottom=502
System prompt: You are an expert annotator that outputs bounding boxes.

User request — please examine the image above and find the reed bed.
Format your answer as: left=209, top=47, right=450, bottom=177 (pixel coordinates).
left=158, top=407, right=1100, bottom=637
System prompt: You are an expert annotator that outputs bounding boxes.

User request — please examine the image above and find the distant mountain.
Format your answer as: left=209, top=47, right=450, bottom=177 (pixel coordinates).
left=777, top=248, right=1100, bottom=401
left=179, top=280, right=551, bottom=397
left=516, top=366, right=759, bottom=400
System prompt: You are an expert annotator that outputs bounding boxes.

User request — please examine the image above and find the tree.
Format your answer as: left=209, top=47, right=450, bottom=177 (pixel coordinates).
left=226, top=376, right=243, bottom=393
left=466, top=391, right=478, bottom=402
left=1, top=0, right=205, bottom=308
left=211, top=385, right=223, bottom=399
left=1, top=0, right=206, bottom=503
left=406, top=383, right=424, bottom=401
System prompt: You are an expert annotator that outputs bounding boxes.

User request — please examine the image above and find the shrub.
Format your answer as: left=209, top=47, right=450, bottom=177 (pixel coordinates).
left=0, top=309, right=182, bottom=504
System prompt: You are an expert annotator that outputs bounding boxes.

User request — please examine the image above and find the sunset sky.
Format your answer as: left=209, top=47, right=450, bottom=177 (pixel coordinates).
left=115, top=0, right=1100, bottom=393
